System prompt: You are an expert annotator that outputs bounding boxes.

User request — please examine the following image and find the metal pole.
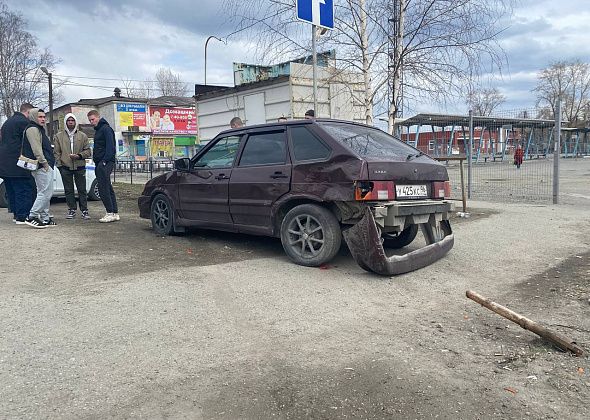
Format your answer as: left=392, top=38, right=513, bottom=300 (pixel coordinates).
left=47, top=72, right=53, bottom=139
left=204, top=36, right=224, bottom=86
left=204, top=37, right=210, bottom=85
left=40, top=67, right=54, bottom=139
left=312, top=24, right=318, bottom=115
left=460, top=158, right=467, bottom=213
left=553, top=99, right=562, bottom=204
left=468, top=110, right=473, bottom=199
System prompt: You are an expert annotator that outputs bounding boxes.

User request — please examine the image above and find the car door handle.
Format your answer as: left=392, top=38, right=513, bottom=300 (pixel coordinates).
left=215, top=174, right=230, bottom=180
left=270, top=172, right=289, bottom=179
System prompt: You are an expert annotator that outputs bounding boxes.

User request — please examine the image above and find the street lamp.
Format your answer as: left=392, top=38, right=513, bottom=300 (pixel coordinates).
left=40, top=66, right=53, bottom=139
left=204, top=36, right=225, bottom=85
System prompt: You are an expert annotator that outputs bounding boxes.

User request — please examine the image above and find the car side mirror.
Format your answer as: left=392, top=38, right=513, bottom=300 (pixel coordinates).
left=174, top=158, right=190, bottom=172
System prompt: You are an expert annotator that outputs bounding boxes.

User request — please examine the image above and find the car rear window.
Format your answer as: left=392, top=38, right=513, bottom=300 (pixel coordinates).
left=318, top=122, right=417, bottom=159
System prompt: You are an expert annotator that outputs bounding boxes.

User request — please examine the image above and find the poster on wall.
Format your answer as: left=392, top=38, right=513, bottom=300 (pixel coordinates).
left=150, top=107, right=197, bottom=135
left=117, top=103, right=147, bottom=128
left=150, top=137, right=174, bottom=157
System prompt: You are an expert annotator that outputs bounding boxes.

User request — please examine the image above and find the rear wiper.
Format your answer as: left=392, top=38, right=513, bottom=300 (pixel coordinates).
left=406, top=151, right=424, bottom=161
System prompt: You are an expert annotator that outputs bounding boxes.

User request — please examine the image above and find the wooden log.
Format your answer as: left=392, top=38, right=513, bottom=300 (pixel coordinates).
left=466, top=290, right=586, bottom=357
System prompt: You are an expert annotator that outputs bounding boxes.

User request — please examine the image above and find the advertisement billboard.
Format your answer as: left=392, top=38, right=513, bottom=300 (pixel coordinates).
left=117, top=103, right=147, bottom=128
left=150, top=107, right=197, bottom=135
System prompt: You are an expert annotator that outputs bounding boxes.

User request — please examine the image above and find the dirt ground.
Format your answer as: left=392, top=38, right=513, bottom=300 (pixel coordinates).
left=0, top=172, right=589, bottom=419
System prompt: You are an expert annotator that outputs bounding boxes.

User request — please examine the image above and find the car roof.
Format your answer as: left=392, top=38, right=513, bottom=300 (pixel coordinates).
left=217, top=118, right=373, bottom=137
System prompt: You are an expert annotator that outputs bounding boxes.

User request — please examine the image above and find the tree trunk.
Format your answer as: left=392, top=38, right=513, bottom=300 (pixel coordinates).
left=360, top=0, right=373, bottom=125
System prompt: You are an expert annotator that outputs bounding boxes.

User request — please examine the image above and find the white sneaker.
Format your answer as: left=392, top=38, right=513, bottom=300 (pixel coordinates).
left=113, top=213, right=120, bottom=221
left=99, top=213, right=117, bottom=223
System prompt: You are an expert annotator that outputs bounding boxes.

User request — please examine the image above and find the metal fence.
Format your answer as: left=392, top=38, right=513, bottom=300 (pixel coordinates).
left=438, top=157, right=553, bottom=203
left=397, top=108, right=582, bottom=203
left=113, top=109, right=586, bottom=204
left=113, top=157, right=174, bottom=185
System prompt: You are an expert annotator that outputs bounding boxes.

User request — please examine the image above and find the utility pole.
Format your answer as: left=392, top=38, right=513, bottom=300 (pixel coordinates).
left=468, top=109, right=474, bottom=199
left=388, top=0, right=405, bottom=134
left=312, top=24, right=318, bottom=115
left=40, top=67, right=53, bottom=139
left=553, top=98, right=562, bottom=204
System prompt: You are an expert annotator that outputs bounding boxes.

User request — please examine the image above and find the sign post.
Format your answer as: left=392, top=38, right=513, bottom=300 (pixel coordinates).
left=296, top=0, right=334, bottom=116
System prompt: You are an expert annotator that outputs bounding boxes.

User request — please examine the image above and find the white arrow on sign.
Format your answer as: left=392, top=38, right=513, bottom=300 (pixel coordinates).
left=312, top=0, right=325, bottom=26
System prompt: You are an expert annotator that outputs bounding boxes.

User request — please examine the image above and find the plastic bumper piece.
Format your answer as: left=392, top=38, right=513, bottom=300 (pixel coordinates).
left=343, top=207, right=454, bottom=276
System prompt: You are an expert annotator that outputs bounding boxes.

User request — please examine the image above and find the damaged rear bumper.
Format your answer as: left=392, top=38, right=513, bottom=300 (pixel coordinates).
left=342, top=204, right=454, bottom=276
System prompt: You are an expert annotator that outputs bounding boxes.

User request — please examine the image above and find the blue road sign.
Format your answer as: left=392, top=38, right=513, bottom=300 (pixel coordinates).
left=296, top=0, right=334, bottom=30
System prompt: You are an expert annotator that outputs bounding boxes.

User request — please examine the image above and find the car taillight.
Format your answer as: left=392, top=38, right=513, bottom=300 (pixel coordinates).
left=354, top=181, right=395, bottom=201
left=432, top=181, right=451, bottom=199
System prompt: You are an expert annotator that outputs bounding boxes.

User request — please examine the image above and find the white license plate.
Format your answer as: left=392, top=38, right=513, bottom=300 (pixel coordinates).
left=396, top=184, right=428, bottom=199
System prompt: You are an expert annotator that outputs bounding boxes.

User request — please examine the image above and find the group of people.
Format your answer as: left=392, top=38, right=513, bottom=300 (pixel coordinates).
left=228, top=109, right=315, bottom=128
left=0, top=104, right=119, bottom=228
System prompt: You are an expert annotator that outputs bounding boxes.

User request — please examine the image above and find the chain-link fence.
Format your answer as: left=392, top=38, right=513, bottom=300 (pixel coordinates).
left=113, top=109, right=587, bottom=204
left=397, top=108, right=583, bottom=203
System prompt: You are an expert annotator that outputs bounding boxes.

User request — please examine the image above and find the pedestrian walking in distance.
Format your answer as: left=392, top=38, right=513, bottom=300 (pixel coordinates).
left=514, top=144, right=524, bottom=169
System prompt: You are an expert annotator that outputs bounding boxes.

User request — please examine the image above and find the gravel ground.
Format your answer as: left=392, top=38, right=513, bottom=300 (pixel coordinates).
left=0, top=160, right=588, bottom=419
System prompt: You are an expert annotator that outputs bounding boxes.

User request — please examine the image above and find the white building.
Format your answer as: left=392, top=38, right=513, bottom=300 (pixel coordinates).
left=196, top=62, right=366, bottom=142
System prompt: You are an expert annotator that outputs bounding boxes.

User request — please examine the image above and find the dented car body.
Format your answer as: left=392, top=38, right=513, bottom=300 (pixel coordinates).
left=138, top=119, right=454, bottom=275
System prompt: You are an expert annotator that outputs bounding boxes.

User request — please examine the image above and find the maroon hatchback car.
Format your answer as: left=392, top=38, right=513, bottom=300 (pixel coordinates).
left=138, top=119, right=454, bottom=275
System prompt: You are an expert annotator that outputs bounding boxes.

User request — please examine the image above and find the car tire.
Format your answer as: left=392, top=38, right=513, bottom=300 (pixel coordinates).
left=0, top=182, right=7, bottom=208
left=381, top=224, right=419, bottom=249
left=280, top=204, right=341, bottom=267
left=151, top=194, right=175, bottom=236
left=88, top=179, right=100, bottom=201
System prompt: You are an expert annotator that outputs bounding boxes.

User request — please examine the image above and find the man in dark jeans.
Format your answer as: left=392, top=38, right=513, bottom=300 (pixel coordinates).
left=87, top=110, right=119, bottom=223
left=0, top=103, right=35, bottom=224
left=54, top=113, right=92, bottom=219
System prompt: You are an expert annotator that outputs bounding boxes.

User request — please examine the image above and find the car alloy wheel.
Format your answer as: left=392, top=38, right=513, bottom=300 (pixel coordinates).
left=150, top=194, right=174, bottom=235
left=280, top=204, right=341, bottom=267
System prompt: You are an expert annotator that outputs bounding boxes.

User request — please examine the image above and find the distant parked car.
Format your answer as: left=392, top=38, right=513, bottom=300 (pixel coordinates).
left=0, top=160, right=100, bottom=207
left=138, top=119, right=454, bottom=275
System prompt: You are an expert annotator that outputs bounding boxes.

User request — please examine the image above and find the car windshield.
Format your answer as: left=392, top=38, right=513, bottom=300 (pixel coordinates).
left=318, top=122, right=417, bottom=159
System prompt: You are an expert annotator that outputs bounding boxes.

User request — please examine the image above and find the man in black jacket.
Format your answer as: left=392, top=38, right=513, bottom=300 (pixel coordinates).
left=87, top=110, right=119, bottom=223
left=0, top=103, right=35, bottom=224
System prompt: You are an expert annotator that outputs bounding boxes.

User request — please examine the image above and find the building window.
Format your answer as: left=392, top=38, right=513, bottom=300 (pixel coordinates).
left=428, top=140, right=435, bottom=151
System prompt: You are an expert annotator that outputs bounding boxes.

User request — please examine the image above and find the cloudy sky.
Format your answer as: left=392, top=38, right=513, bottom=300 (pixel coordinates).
left=4, top=0, right=590, bottom=113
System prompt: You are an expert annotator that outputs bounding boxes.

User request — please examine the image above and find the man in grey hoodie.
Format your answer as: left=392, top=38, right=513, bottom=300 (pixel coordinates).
left=54, top=113, right=92, bottom=219
left=22, top=108, right=56, bottom=228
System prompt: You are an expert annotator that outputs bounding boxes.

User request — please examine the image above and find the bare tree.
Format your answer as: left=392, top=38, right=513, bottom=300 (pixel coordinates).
left=119, top=77, right=158, bottom=99
left=466, top=87, right=506, bottom=116
left=223, top=0, right=512, bottom=133
left=0, top=2, right=61, bottom=118
left=534, top=60, right=590, bottom=126
left=154, top=68, right=189, bottom=97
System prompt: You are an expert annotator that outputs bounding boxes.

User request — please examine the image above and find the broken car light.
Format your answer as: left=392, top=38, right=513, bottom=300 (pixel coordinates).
left=354, top=181, right=395, bottom=201
left=432, top=181, right=451, bottom=199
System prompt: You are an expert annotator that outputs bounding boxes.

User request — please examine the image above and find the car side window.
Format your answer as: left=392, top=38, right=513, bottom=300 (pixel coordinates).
left=238, top=131, right=287, bottom=166
left=195, top=135, right=241, bottom=168
left=289, top=126, right=331, bottom=161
